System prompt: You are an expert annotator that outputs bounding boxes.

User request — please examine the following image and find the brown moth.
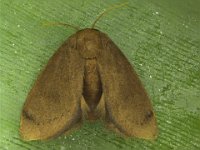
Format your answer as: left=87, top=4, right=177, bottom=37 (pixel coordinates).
left=20, top=3, right=158, bottom=141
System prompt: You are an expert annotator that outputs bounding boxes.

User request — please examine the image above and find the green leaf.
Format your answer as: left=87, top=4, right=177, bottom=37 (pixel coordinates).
left=0, top=0, right=200, bottom=149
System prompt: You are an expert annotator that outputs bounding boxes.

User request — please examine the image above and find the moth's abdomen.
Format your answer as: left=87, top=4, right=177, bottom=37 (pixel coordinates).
left=83, top=59, right=102, bottom=112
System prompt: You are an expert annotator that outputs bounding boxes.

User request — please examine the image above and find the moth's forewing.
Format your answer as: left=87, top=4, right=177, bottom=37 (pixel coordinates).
left=97, top=32, right=158, bottom=139
left=20, top=35, right=85, bottom=141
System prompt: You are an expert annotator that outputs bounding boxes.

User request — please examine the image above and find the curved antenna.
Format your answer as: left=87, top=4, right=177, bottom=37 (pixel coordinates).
left=42, top=22, right=80, bottom=31
left=91, top=2, right=128, bottom=29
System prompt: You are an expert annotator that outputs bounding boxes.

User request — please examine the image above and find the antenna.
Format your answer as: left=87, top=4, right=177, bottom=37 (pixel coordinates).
left=42, top=22, right=80, bottom=31
left=91, top=2, right=128, bottom=28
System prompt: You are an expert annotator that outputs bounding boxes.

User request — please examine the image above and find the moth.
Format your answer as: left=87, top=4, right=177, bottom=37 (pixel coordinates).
left=20, top=3, right=158, bottom=141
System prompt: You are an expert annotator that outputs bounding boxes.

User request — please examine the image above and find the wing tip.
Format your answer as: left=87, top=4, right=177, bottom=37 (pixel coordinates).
left=107, top=113, right=158, bottom=140
left=19, top=116, right=43, bottom=141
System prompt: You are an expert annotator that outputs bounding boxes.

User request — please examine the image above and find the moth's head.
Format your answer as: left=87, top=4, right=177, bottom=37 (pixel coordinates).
left=76, top=28, right=103, bottom=58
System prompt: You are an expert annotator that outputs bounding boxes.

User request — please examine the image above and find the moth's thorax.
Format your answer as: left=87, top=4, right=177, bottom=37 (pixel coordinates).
left=76, top=28, right=102, bottom=59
